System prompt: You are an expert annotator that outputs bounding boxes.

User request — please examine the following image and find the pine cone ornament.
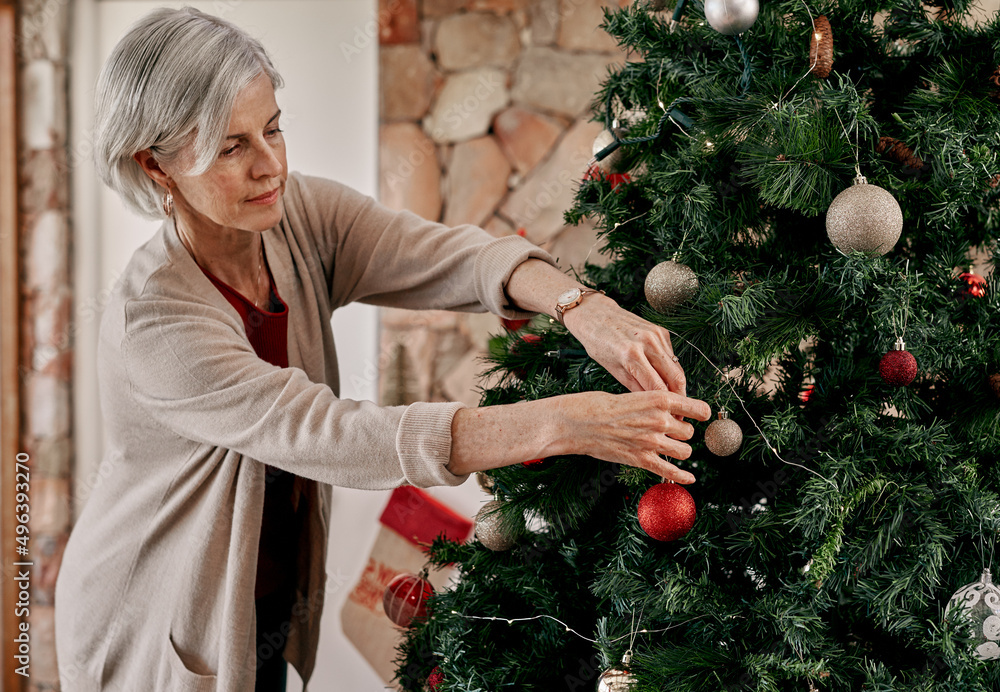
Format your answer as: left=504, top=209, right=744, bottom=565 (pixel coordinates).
left=989, top=373, right=1000, bottom=399
left=877, top=136, right=924, bottom=170
left=809, top=16, right=833, bottom=78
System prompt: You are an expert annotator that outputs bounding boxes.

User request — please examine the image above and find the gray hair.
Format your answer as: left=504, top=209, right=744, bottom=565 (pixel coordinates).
left=94, top=7, right=283, bottom=219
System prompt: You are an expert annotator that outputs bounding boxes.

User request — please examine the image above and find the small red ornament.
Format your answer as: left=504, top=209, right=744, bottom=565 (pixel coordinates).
left=382, top=573, right=433, bottom=628
left=427, top=666, right=444, bottom=690
left=879, top=337, right=918, bottom=387
left=585, top=163, right=631, bottom=190
left=637, top=482, right=697, bottom=542
left=522, top=458, right=545, bottom=467
left=501, top=317, right=531, bottom=332
left=800, top=384, right=816, bottom=404
left=958, top=270, right=987, bottom=299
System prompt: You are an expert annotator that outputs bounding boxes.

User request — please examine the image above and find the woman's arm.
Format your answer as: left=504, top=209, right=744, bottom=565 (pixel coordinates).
left=448, top=390, right=711, bottom=484
left=504, top=258, right=687, bottom=395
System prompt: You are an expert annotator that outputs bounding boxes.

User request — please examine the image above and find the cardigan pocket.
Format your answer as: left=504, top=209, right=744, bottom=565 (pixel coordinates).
left=167, top=634, right=218, bottom=692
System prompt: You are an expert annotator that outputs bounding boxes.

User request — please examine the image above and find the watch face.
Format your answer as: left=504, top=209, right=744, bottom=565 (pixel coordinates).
left=557, top=288, right=582, bottom=306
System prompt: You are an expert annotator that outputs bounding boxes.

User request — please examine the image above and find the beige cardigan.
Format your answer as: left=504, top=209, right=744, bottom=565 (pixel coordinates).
left=54, top=172, right=553, bottom=691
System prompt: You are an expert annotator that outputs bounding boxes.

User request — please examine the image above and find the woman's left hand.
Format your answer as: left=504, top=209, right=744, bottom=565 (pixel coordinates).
left=562, top=293, right=686, bottom=395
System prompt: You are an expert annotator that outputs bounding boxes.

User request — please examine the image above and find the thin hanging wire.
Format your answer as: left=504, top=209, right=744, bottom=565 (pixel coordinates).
left=669, top=330, right=839, bottom=490
left=450, top=610, right=710, bottom=645
left=832, top=105, right=863, bottom=180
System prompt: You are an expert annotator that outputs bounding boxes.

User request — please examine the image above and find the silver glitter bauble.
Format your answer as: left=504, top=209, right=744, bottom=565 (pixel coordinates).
left=593, top=129, right=629, bottom=175
left=644, top=260, right=699, bottom=313
left=597, top=668, right=636, bottom=692
left=705, top=411, right=743, bottom=457
left=945, top=568, right=1000, bottom=660
left=704, top=0, right=759, bottom=35
left=475, top=500, right=518, bottom=551
left=825, top=175, right=903, bottom=256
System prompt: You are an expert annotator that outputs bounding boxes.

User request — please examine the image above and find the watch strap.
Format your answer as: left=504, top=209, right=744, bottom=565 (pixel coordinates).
left=555, top=288, right=604, bottom=325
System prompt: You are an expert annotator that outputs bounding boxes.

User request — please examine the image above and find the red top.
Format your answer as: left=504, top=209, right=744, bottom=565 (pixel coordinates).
left=202, top=261, right=300, bottom=599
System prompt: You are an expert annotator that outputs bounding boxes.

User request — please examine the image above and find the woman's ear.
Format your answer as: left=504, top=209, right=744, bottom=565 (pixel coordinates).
left=133, top=150, right=173, bottom=189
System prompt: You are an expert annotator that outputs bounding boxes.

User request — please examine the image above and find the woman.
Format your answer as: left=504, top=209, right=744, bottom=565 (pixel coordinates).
left=54, top=7, right=711, bottom=691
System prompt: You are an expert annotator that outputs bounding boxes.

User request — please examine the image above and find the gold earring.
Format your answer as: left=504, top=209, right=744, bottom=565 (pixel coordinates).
left=161, top=189, right=174, bottom=217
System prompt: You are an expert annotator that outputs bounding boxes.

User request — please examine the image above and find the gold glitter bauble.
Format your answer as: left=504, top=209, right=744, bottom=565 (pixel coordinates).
left=476, top=472, right=495, bottom=494
left=593, top=129, right=629, bottom=175
left=705, top=412, right=743, bottom=456
left=825, top=176, right=903, bottom=255
left=597, top=668, right=636, bottom=692
left=644, top=260, right=699, bottom=313
left=475, top=500, right=517, bottom=551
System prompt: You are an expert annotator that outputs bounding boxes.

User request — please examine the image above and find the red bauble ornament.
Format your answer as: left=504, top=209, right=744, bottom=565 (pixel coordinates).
left=382, top=573, right=433, bottom=627
left=427, top=666, right=444, bottom=690
left=513, top=333, right=541, bottom=348
left=522, top=458, right=545, bottom=467
left=510, top=333, right=542, bottom=379
left=879, top=337, right=918, bottom=387
left=501, top=317, right=531, bottom=331
left=958, top=270, right=987, bottom=299
left=637, top=482, right=697, bottom=542
left=800, top=384, right=816, bottom=404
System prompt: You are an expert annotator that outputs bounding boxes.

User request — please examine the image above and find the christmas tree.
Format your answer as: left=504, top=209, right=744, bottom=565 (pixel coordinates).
left=394, top=0, right=1000, bottom=689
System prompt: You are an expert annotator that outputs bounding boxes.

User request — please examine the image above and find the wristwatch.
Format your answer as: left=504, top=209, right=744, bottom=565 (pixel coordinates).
left=554, top=287, right=604, bottom=325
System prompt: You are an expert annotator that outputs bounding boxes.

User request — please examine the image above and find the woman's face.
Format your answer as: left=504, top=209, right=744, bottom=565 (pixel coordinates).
left=167, top=72, right=288, bottom=236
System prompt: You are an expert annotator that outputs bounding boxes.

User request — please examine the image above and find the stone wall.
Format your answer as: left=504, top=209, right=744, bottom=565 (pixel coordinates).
left=16, top=0, right=73, bottom=688
left=378, top=0, right=624, bottom=406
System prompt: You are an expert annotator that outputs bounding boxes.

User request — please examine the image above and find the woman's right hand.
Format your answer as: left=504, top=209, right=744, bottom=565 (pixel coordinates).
left=550, top=390, right=712, bottom=484
left=448, top=389, right=712, bottom=484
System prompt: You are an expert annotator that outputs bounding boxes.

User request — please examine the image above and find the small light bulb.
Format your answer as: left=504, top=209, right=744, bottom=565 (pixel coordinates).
left=814, top=32, right=823, bottom=40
